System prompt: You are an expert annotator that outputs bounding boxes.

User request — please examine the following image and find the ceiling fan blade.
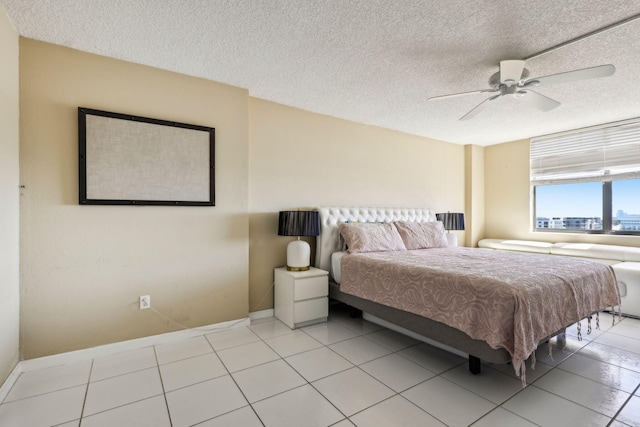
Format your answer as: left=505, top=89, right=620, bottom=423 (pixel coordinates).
left=459, top=94, right=501, bottom=120
left=532, top=64, right=615, bottom=87
left=517, top=90, right=560, bottom=112
left=500, top=60, right=526, bottom=84
left=428, top=89, right=498, bottom=101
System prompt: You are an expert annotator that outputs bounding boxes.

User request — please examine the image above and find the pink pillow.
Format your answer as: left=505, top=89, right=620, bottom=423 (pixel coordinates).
left=338, top=222, right=407, bottom=254
left=393, top=221, right=448, bottom=249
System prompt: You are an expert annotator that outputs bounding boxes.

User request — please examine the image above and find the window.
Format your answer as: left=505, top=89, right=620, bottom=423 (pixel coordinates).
left=531, top=119, right=640, bottom=234
left=535, top=182, right=603, bottom=231
left=613, top=179, right=640, bottom=231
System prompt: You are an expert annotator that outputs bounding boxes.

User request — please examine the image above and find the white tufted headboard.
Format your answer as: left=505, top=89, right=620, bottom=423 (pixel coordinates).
left=315, top=207, right=436, bottom=273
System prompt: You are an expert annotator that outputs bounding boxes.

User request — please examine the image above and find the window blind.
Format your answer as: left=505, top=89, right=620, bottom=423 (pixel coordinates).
left=530, top=118, right=640, bottom=185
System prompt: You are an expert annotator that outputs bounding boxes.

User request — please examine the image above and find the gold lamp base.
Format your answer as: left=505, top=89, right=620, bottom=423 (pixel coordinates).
left=287, top=265, right=310, bottom=272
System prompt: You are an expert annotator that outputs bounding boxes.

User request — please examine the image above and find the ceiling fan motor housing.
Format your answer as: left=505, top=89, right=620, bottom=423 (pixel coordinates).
left=489, top=69, right=530, bottom=88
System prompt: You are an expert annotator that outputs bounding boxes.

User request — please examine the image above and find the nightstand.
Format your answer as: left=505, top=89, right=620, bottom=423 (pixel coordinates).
left=274, top=267, right=329, bottom=329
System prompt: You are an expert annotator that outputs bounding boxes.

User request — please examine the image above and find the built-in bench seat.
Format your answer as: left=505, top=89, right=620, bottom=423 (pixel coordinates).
left=478, top=239, right=640, bottom=318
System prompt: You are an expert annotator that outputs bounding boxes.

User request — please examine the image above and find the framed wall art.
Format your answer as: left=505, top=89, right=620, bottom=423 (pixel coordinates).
left=78, top=107, right=215, bottom=206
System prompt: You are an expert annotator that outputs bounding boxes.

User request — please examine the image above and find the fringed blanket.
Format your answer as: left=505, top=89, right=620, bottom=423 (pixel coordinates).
left=340, top=247, right=621, bottom=381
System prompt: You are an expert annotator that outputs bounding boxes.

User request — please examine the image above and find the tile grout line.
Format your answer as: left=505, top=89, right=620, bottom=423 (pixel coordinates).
left=495, top=340, right=605, bottom=423
left=76, top=358, right=93, bottom=427
left=261, top=321, right=383, bottom=423
left=208, top=330, right=265, bottom=426
left=330, top=321, right=507, bottom=425
left=606, top=381, right=640, bottom=426
left=296, top=321, right=450, bottom=424
left=250, top=324, right=348, bottom=423
left=152, top=344, right=173, bottom=427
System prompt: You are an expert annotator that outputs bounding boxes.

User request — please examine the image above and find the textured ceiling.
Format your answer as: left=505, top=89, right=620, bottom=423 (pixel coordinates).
left=3, top=0, right=640, bottom=146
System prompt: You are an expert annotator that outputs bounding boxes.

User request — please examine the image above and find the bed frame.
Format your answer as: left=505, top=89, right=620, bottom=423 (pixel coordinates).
left=315, top=207, right=556, bottom=374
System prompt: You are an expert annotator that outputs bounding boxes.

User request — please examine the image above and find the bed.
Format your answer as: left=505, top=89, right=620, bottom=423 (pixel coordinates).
left=315, top=207, right=621, bottom=380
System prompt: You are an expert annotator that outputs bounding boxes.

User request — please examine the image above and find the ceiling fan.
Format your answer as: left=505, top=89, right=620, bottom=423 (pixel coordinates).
left=428, top=60, right=615, bottom=120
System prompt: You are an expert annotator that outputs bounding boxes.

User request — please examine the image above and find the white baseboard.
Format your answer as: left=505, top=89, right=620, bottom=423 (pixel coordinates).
left=0, top=362, right=22, bottom=403
left=249, top=308, right=274, bottom=321
left=19, top=316, right=250, bottom=374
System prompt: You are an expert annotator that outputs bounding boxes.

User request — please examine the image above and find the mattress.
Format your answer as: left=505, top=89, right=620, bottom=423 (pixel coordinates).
left=330, top=251, right=347, bottom=284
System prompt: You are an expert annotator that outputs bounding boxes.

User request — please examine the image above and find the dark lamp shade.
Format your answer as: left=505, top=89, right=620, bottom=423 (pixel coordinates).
left=436, top=212, right=465, bottom=231
left=278, top=211, right=320, bottom=237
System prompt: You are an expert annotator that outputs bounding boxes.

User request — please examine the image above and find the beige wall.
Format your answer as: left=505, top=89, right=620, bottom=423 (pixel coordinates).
left=485, top=138, right=640, bottom=248
left=464, top=145, right=484, bottom=247
left=248, top=98, right=465, bottom=311
left=484, top=139, right=530, bottom=240
left=19, top=39, right=250, bottom=359
left=0, top=6, right=20, bottom=384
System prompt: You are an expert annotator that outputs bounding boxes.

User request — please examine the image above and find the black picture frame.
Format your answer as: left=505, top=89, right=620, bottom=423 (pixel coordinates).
left=78, top=108, right=215, bottom=206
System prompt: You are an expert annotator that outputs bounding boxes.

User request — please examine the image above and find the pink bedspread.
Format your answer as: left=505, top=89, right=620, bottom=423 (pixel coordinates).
left=340, top=247, right=620, bottom=374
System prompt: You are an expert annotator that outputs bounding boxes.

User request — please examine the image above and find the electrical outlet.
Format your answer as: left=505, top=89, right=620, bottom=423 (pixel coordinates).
left=139, top=295, right=150, bottom=310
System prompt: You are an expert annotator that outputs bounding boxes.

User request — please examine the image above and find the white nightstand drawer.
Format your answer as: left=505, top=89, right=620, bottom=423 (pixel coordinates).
left=274, top=267, right=329, bottom=329
left=294, top=276, right=328, bottom=301
left=294, top=298, right=328, bottom=323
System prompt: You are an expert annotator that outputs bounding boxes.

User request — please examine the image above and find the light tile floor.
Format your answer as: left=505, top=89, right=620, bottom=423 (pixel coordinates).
left=1, top=304, right=640, bottom=427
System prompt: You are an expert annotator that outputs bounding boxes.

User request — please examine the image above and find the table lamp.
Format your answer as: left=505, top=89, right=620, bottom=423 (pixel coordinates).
left=435, top=212, right=465, bottom=246
left=278, top=210, right=320, bottom=271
